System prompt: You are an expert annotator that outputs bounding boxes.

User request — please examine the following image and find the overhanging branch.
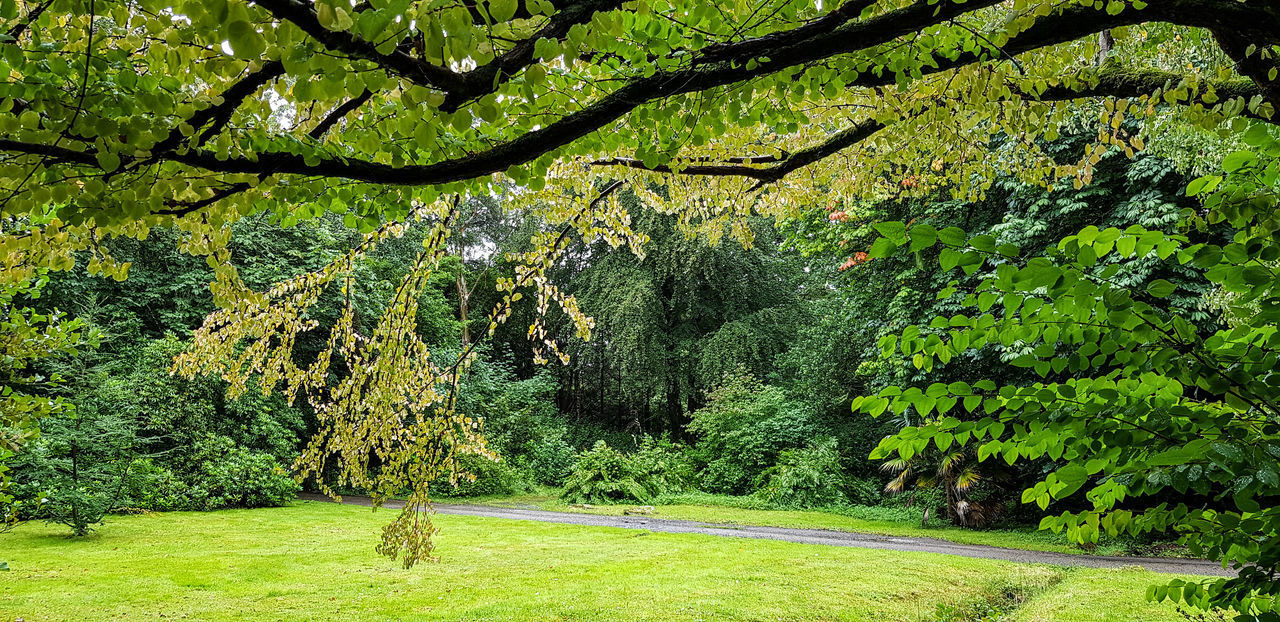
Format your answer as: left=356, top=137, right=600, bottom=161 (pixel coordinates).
left=440, top=0, right=627, bottom=113
left=1, top=0, right=1276, bottom=195
left=588, top=66, right=1269, bottom=188
left=254, top=0, right=465, bottom=93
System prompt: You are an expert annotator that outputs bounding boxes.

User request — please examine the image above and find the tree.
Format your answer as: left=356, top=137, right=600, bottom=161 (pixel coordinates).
left=13, top=398, right=144, bottom=536
left=854, top=122, right=1280, bottom=617
left=551, top=205, right=804, bottom=436
left=2, top=0, right=1279, bottom=567
left=0, top=278, right=88, bottom=532
left=880, top=446, right=997, bottom=527
left=776, top=142, right=1208, bottom=477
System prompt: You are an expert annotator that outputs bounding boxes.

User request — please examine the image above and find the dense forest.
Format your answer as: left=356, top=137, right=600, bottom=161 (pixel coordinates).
left=6, top=139, right=1208, bottom=533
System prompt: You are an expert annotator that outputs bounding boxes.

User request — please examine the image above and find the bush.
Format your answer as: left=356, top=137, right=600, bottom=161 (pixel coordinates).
left=844, top=475, right=884, bottom=507
left=437, top=453, right=529, bottom=497
left=519, top=429, right=577, bottom=486
left=633, top=437, right=694, bottom=494
left=454, top=363, right=576, bottom=486
left=123, top=459, right=199, bottom=511
left=754, top=437, right=848, bottom=509
left=687, top=371, right=818, bottom=494
left=188, top=436, right=298, bottom=509
left=562, top=441, right=672, bottom=504
left=124, top=335, right=304, bottom=463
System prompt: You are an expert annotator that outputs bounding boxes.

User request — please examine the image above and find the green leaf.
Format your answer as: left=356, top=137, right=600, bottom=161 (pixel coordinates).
left=937, top=227, right=966, bottom=246
left=873, top=221, right=906, bottom=243
left=227, top=20, right=266, bottom=59
left=1146, top=279, right=1176, bottom=298
left=908, top=224, right=937, bottom=251
left=1222, top=150, right=1256, bottom=172
left=95, top=150, right=121, bottom=173
left=490, top=0, right=518, bottom=22
left=869, top=238, right=899, bottom=258
left=1054, top=464, right=1088, bottom=499
left=935, top=432, right=954, bottom=451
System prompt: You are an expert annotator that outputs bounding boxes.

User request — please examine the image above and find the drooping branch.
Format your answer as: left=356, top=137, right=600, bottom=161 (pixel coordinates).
left=591, top=118, right=886, bottom=186
left=156, top=182, right=253, bottom=217
left=1035, top=66, right=1263, bottom=104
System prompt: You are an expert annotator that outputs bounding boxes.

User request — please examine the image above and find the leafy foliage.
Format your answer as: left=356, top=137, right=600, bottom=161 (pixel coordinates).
left=881, top=445, right=1003, bottom=528
left=1, top=0, right=1278, bottom=571
left=0, top=278, right=89, bottom=528
left=687, top=371, right=819, bottom=494
left=560, top=439, right=689, bottom=504
left=854, top=122, right=1280, bottom=616
left=184, top=435, right=299, bottom=510
left=755, top=437, right=848, bottom=509
left=545, top=206, right=805, bottom=436
left=11, top=403, right=144, bottom=536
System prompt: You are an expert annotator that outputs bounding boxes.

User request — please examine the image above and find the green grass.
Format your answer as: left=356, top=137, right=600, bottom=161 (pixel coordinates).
left=1, top=501, right=1198, bottom=621
left=442, top=491, right=1143, bottom=556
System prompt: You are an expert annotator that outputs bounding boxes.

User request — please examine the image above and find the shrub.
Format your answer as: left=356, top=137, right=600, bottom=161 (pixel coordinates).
left=123, top=459, right=198, bottom=511
left=437, top=453, right=529, bottom=497
left=561, top=441, right=665, bottom=504
left=124, top=335, right=304, bottom=463
left=454, top=363, right=576, bottom=486
left=519, top=429, right=577, bottom=487
left=687, top=371, right=818, bottom=494
left=633, top=436, right=694, bottom=494
left=189, top=436, right=298, bottom=509
left=754, top=437, right=848, bottom=509
left=844, top=475, right=884, bottom=507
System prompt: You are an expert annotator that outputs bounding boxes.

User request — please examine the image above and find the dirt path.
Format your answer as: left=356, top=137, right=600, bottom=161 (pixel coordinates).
left=299, top=493, right=1232, bottom=576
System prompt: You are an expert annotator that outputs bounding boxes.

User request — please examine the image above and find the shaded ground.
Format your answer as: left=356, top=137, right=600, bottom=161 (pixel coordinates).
left=302, top=492, right=1231, bottom=576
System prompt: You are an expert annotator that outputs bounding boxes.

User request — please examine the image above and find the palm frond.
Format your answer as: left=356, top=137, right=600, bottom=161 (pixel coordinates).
left=880, top=457, right=910, bottom=474
left=884, top=468, right=912, bottom=494
left=954, top=468, right=982, bottom=492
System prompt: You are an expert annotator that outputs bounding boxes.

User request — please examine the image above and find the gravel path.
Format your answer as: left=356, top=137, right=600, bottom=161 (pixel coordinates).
left=299, top=493, right=1232, bottom=576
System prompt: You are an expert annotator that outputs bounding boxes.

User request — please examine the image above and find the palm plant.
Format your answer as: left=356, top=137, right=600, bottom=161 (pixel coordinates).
left=880, top=447, right=1000, bottom=528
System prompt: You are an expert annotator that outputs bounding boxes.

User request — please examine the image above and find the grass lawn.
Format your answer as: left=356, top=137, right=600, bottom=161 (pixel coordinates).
left=443, top=492, right=1144, bottom=557
left=1, top=500, right=1199, bottom=621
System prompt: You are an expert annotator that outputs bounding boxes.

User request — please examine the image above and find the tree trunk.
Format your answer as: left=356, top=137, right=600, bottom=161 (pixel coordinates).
left=457, top=269, right=470, bottom=347
left=1095, top=30, right=1114, bottom=67
left=666, top=377, right=681, bottom=438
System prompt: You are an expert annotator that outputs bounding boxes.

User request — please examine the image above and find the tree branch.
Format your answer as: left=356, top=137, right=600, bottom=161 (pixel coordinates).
left=253, top=0, right=465, bottom=93
left=2, top=0, right=1277, bottom=192
left=440, top=0, right=626, bottom=113
left=1209, top=30, right=1280, bottom=113
left=151, top=60, right=286, bottom=155
left=694, top=0, right=880, bottom=66
left=309, top=89, right=376, bottom=140
left=589, top=65, right=1269, bottom=188
left=5, top=0, right=54, bottom=39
